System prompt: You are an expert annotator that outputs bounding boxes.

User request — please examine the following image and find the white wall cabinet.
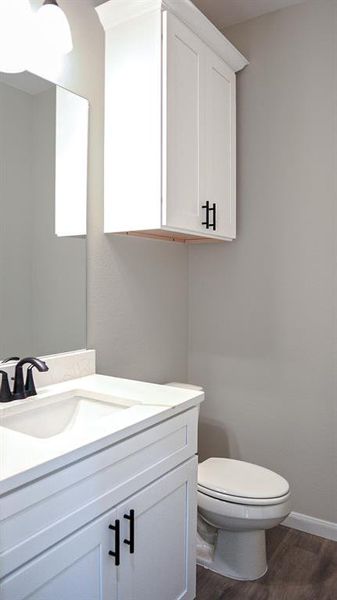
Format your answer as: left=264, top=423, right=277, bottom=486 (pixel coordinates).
left=97, top=0, right=247, bottom=243
left=1, top=408, right=198, bottom=600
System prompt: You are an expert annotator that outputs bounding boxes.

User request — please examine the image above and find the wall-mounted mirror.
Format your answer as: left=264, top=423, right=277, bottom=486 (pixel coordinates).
left=0, top=71, right=88, bottom=359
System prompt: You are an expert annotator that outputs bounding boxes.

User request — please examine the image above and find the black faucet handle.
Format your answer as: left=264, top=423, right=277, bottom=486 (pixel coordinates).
left=0, top=370, right=13, bottom=402
left=25, top=366, right=37, bottom=397
left=1, top=357, right=20, bottom=363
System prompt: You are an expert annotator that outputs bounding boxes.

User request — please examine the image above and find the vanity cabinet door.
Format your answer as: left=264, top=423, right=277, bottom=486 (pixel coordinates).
left=117, top=457, right=197, bottom=600
left=1, top=508, right=118, bottom=600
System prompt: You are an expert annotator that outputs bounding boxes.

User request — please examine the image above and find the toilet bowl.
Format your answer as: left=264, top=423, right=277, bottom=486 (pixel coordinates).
left=163, top=384, right=291, bottom=582
left=197, top=458, right=291, bottom=581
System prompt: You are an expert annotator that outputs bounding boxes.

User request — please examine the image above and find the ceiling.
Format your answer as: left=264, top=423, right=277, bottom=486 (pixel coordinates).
left=93, top=0, right=310, bottom=29
left=191, top=0, right=309, bottom=29
left=92, top=0, right=309, bottom=28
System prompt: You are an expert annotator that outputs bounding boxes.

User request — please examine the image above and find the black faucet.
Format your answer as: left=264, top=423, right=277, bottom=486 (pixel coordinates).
left=12, top=357, right=49, bottom=401
left=0, top=356, right=49, bottom=402
left=0, top=357, right=20, bottom=403
left=0, top=371, right=13, bottom=402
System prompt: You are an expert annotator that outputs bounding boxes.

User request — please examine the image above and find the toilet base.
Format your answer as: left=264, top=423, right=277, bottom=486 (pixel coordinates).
left=197, top=528, right=267, bottom=581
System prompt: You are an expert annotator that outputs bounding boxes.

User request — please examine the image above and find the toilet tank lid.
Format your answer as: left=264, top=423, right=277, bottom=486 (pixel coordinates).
left=198, top=458, right=289, bottom=500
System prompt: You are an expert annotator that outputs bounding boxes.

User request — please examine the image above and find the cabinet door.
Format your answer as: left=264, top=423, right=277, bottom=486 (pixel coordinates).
left=1, top=508, right=118, bottom=600
left=118, top=458, right=197, bottom=600
left=162, top=11, right=206, bottom=234
left=204, top=48, right=236, bottom=239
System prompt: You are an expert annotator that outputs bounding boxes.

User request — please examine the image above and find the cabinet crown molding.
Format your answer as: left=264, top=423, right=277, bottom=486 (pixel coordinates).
left=96, top=0, right=248, bottom=72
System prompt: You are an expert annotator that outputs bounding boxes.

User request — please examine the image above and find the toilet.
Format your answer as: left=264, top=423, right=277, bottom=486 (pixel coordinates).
left=164, top=383, right=291, bottom=581
left=197, top=458, right=291, bottom=581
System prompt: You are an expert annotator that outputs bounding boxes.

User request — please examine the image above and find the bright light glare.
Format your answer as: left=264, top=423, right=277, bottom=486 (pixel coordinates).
left=55, top=87, right=88, bottom=237
left=0, top=0, right=33, bottom=73
left=35, top=4, right=73, bottom=56
left=27, top=45, right=64, bottom=80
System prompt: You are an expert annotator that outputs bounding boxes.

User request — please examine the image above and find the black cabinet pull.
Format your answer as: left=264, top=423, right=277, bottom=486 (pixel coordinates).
left=108, top=519, right=120, bottom=566
left=202, top=201, right=210, bottom=229
left=123, top=509, right=135, bottom=554
left=210, top=202, right=216, bottom=231
left=202, top=202, right=216, bottom=231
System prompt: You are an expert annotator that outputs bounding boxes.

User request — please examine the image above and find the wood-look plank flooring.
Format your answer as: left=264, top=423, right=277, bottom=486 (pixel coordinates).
left=196, top=526, right=337, bottom=600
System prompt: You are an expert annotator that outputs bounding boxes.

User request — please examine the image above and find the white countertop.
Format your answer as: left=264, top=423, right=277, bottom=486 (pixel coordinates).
left=0, top=374, right=203, bottom=495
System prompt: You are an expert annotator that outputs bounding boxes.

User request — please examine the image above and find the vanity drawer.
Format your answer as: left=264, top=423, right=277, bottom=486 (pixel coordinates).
left=0, top=407, right=198, bottom=578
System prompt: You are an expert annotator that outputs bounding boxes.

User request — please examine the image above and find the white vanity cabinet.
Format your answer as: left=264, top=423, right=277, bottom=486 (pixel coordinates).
left=96, top=0, right=247, bottom=243
left=0, top=407, right=198, bottom=600
left=1, top=507, right=119, bottom=600
left=117, top=460, right=196, bottom=600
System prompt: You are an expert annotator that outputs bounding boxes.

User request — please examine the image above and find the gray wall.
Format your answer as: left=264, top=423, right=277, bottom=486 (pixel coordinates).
left=31, top=0, right=188, bottom=383
left=188, top=0, right=337, bottom=522
left=0, top=83, right=86, bottom=357
left=0, top=82, right=34, bottom=357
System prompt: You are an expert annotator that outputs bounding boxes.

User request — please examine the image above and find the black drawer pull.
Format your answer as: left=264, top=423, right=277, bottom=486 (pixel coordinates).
left=123, top=509, right=135, bottom=554
left=108, top=519, right=120, bottom=566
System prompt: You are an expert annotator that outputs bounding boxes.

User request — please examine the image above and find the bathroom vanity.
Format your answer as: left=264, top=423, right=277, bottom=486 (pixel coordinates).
left=0, top=372, right=203, bottom=600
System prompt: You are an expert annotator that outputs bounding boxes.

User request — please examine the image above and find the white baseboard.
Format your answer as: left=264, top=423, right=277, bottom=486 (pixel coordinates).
left=283, top=511, right=337, bottom=542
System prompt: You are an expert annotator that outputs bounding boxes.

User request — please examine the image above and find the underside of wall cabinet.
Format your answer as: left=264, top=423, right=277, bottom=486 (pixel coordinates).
left=119, top=230, right=226, bottom=243
left=96, top=0, right=248, bottom=244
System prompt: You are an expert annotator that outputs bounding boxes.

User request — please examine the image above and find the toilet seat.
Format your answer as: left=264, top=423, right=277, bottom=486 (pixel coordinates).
left=198, top=484, right=291, bottom=506
left=198, top=458, right=290, bottom=506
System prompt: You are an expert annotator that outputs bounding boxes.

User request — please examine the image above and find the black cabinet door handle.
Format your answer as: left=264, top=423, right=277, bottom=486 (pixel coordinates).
left=202, top=202, right=216, bottom=231
left=210, top=202, right=217, bottom=231
left=108, top=519, right=120, bottom=566
left=202, top=201, right=210, bottom=229
left=123, top=509, right=135, bottom=554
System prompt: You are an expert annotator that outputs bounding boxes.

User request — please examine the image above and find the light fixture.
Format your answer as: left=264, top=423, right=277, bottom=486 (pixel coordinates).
left=0, top=0, right=33, bottom=73
left=35, top=0, right=73, bottom=56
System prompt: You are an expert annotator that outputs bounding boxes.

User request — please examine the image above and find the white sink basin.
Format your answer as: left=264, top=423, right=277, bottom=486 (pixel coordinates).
left=1, top=391, right=136, bottom=439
